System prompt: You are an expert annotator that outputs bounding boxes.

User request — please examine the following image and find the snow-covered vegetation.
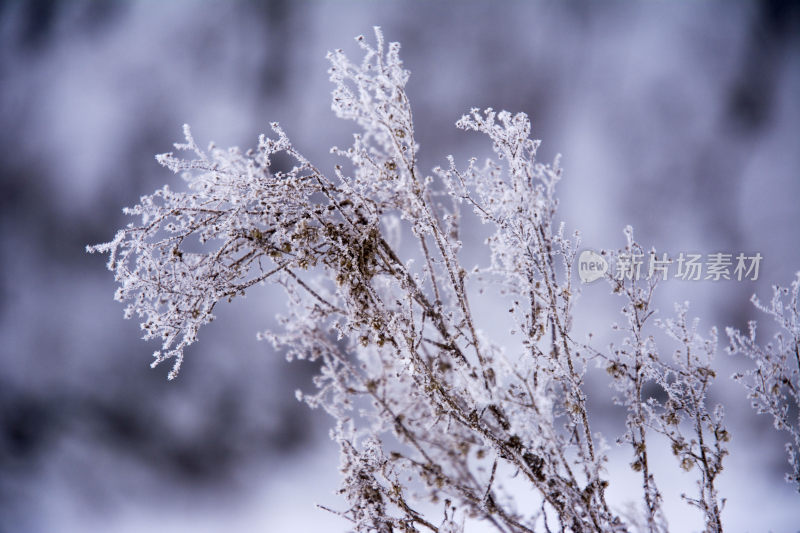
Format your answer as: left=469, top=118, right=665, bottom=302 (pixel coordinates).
left=89, top=28, right=799, bottom=533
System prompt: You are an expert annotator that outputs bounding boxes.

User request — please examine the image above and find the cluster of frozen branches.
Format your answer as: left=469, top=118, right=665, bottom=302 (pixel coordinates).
left=727, top=274, right=800, bottom=490
left=89, top=28, right=799, bottom=532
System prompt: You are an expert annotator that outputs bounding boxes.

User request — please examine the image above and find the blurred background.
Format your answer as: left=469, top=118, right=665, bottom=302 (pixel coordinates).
left=1, top=1, right=798, bottom=531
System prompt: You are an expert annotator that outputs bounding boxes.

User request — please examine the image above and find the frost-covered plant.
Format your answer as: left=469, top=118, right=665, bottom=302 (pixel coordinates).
left=88, top=28, right=797, bottom=532
left=727, top=274, right=800, bottom=491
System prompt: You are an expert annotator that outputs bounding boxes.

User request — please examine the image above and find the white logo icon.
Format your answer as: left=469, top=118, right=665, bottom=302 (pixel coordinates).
left=578, top=250, right=608, bottom=283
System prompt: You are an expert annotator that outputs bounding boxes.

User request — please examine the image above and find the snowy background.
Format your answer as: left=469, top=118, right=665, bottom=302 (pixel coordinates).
left=1, top=1, right=799, bottom=532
